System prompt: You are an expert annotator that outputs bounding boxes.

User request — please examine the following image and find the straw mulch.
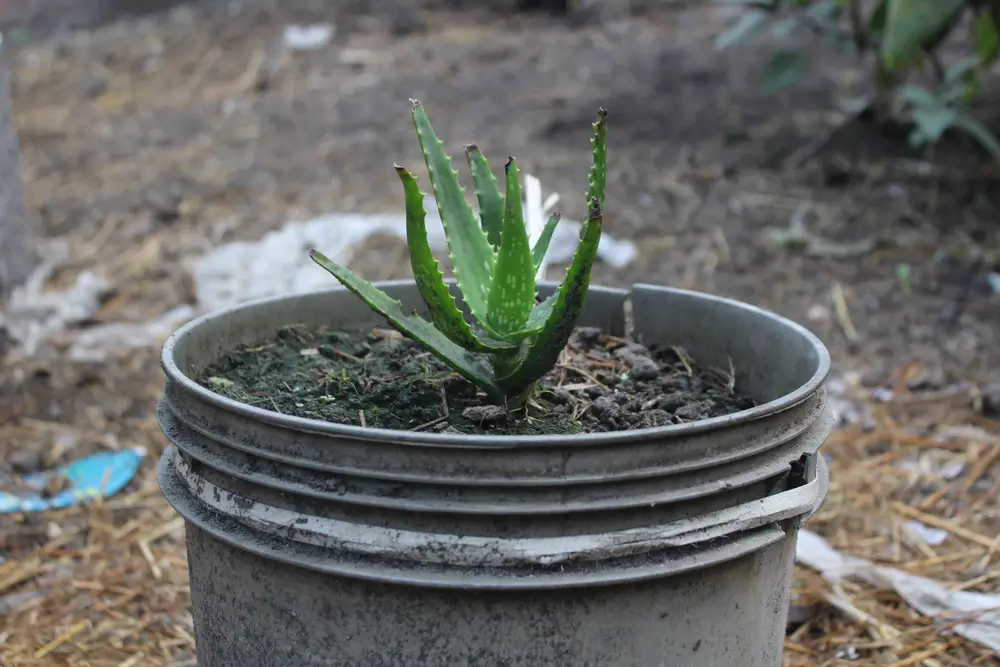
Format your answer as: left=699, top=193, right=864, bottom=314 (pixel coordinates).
left=2, top=365, right=998, bottom=666
left=788, top=381, right=1000, bottom=666
left=1, top=1, right=999, bottom=665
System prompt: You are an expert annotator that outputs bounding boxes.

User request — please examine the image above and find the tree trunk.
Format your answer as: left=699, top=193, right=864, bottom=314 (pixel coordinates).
left=0, top=34, right=36, bottom=297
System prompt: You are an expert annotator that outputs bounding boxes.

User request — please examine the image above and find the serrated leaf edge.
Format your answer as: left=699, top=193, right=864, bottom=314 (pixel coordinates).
left=487, top=157, right=537, bottom=335
left=411, top=99, right=497, bottom=332
left=396, top=165, right=515, bottom=353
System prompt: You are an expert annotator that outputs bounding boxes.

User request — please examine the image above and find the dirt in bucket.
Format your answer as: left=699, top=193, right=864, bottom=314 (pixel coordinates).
left=196, top=323, right=756, bottom=436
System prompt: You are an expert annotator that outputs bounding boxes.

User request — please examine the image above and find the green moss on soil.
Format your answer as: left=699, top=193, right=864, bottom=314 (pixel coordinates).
left=197, top=324, right=757, bottom=436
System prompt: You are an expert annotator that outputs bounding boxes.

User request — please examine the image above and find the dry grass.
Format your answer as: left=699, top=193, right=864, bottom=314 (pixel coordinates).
left=785, top=380, right=1000, bottom=666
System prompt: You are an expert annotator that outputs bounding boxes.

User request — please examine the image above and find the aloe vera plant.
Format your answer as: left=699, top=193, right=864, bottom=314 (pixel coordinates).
left=309, top=100, right=607, bottom=410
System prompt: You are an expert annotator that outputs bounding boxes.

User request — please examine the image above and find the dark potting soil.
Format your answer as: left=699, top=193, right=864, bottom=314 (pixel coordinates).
left=196, top=325, right=757, bottom=436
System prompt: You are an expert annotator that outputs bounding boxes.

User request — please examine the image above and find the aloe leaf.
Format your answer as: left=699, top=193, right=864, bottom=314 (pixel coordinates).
left=486, top=158, right=537, bottom=335
left=309, top=249, right=504, bottom=400
left=496, top=197, right=604, bottom=392
left=587, top=108, right=608, bottom=206
left=396, top=166, right=516, bottom=353
left=494, top=291, right=558, bottom=342
left=465, top=144, right=504, bottom=249
left=411, top=100, right=495, bottom=328
left=531, top=213, right=561, bottom=272
left=523, top=292, right=556, bottom=332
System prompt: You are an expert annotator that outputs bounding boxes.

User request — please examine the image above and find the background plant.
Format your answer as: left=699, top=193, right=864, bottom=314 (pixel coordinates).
left=309, top=100, right=607, bottom=411
left=714, top=0, right=1000, bottom=160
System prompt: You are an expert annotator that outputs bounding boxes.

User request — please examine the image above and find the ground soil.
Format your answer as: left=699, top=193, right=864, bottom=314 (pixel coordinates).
left=1, top=0, right=999, bottom=664
left=198, top=323, right=755, bottom=435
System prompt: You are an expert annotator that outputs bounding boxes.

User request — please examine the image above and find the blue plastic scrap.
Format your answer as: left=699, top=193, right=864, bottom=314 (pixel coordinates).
left=0, top=448, right=145, bottom=514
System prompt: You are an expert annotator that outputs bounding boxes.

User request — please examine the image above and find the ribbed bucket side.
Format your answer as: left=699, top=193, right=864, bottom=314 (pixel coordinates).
left=158, top=282, right=832, bottom=666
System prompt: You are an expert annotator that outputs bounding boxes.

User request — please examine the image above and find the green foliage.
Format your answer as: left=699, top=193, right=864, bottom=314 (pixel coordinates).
left=310, top=101, right=608, bottom=411
left=714, top=0, right=1000, bottom=160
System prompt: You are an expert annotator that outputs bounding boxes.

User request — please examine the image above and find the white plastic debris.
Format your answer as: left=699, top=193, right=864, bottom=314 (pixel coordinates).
left=0, top=237, right=194, bottom=362
left=282, top=24, right=334, bottom=51
left=4, top=176, right=636, bottom=361
left=825, top=371, right=875, bottom=429
left=65, top=306, right=197, bottom=362
left=0, top=240, right=113, bottom=358
left=193, top=175, right=637, bottom=312
left=937, top=458, right=967, bottom=481
left=902, top=520, right=949, bottom=546
left=796, top=530, right=1000, bottom=653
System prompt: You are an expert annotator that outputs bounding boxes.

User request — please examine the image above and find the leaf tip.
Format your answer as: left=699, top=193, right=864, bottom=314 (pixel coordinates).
left=595, top=107, right=608, bottom=126
left=504, top=156, right=516, bottom=173
left=410, top=98, right=422, bottom=109
left=465, top=143, right=480, bottom=154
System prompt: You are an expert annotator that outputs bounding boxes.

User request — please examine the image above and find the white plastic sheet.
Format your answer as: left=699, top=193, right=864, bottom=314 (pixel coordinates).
left=2, top=176, right=637, bottom=361
left=194, top=175, right=637, bottom=312
left=796, top=530, right=1000, bottom=654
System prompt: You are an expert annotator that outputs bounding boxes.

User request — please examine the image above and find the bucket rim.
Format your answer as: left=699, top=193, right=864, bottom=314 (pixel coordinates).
left=161, top=281, right=832, bottom=447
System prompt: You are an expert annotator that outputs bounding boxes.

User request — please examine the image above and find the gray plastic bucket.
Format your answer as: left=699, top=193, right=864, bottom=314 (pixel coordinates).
left=156, top=281, right=832, bottom=667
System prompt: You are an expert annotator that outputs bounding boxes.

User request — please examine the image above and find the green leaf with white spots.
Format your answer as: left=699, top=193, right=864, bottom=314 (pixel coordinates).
left=487, top=158, right=536, bottom=335
left=497, top=197, right=604, bottom=394
left=476, top=292, right=554, bottom=343
left=396, top=165, right=516, bottom=353
left=531, top=213, right=561, bottom=273
left=465, top=144, right=505, bottom=249
left=411, top=100, right=496, bottom=330
left=309, top=249, right=504, bottom=400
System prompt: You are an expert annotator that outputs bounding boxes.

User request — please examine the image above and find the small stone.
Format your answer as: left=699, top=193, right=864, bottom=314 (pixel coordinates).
left=574, top=327, right=602, bottom=346
left=630, top=356, right=660, bottom=381
left=674, top=400, right=714, bottom=422
left=591, top=396, right=616, bottom=416
left=596, top=371, right=618, bottom=386
left=370, top=328, right=403, bottom=340
left=548, top=388, right=571, bottom=404
left=462, top=405, right=508, bottom=423
left=591, top=395, right=625, bottom=427
left=656, top=392, right=688, bottom=412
